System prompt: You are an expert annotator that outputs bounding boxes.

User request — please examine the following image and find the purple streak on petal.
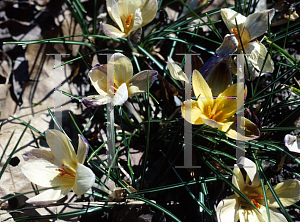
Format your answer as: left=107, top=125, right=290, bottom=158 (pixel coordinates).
left=91, top=64, right=107, bottom=75
left=199, top=54, right=222, bottom=80
left=148, top=70, right=158, bottom=88
left=79, top=135, right=89, bottom=155
left=93, top=64, right=102, bottom=69
left=82, top=99, right=104, bottom=107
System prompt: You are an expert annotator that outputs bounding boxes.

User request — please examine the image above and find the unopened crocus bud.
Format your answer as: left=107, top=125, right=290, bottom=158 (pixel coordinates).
left=199, top=34, right=238, bottom=96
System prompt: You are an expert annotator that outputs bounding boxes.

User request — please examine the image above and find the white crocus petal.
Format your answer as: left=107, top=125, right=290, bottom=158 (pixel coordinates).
left=202, top=118, right=223, bottom=128
left=132, top=8, right=143, bottom=33
left=26, top=188, right=69, bottom=206
left=266, top=179, right=300, bottom=208
left=232, top=165, right=246, bottom=192
left=110, top=53, right=133, bottom=86
left=112, top=83, right=128, bottom=106
left=220, top=8, right=247, bottom=31
left=238, top=208, right=266, bottom=222
left=140, top=0, right=157, bottom=26
left=284, top=134, right=300, bottom=153
left=23, top=149, right=54, bottom=163
left=45, top=130, right=77, bottom=169
left=21, top=159, right=60, bottom=187
left=81, top=95, right=112, bottom=107
left=260, top=206, right=287, bottom=222
left=127, top=70, right=158, bottom=97
left=100, top=23, right=127, bottom=38
left=237, top=156, right=261, bottom=188
left=73, top=163, right=95, bottom=195
left=244, top=9, right=275, bottom=40
left=167, top=57, right=189, bottom=83
left=245, top=42, right=274, bottom=73
left=107, top=0, right=124, bottom=32
left=216, top=194, right=239, bottom=222
left=76, top=135, right=88, bottom=164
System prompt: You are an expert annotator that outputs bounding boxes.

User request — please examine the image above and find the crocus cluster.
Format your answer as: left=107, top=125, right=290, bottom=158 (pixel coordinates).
left=21, top=3, right=299, bottom=221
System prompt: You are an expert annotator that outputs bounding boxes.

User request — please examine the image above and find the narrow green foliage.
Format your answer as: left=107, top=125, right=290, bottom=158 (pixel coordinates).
left=0, top=121, right=30, bottom=179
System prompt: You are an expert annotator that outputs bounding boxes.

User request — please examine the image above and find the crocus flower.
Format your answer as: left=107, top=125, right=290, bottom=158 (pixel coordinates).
left=217, top=157, right=300, bottom=222
left=284, top=134, right=300, bottom=153
left=82, top=53, right=158, bottom=107
left=221, top=8, right=275, bottom=76
left=101, top=0, right=158, bottom=38
left=21, top=130, right=95, bottom=205
left=199, top=34, right=238, bottom=96
left=181, top=70, right=259, bottom=141
left=167, top=56, right=189, bottom=83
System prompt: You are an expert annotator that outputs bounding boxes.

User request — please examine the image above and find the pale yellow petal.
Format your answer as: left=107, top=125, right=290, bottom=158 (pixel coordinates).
left=73, top=163, right=95, bottom=195
left=45, top=130, right=77, bottom=170
left=244, top=9, right=275, bottom=40
left=127, top=70, right=158, bottom=97
left=232, top=164, right=246, bottom=192
left=51, top=176, right=75, bottom=187
left=245, top=42, right=274, bottom=73
left=140, top=0, right=157, bottom=27
left=109, top=53, right=133, bottom=86
left=224, top=117, right=260, bottom=142
left=21, top=160, right=60, bottom=187
left=266, top=179, right=300, bottom=208
left=167, top=57, right=189, bottom=83
left=117, top=0, right=142, bottom=18
left=77, top=135, right=88, bottom=164
left=107, top=0, right=124, bottom=32
left=215, top=83, right=243, bottom=119
left=221, top=8, right=246, bottom=32
left=88, top=64, right=108, bottom=96
left=26, top=188, right=70, bottom=205
left=216, top=194, right=239, bottom=222
left=243, top=117, right=260, bottom=140
left=181, top=100, right=204, bottom=125
left=100, top=23, right=127, bottom=38
left=192, top=70, right=214, bottom=110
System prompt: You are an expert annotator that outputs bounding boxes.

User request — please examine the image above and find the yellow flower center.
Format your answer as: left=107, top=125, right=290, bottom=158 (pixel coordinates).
left=56, top=164, right=76, bottom=179
left=243, top=193, right=264, bottom=209
left=206, top=105, right=223, bottom=121
left=121, top=14, right=133, bottom=34
left=231, top=27, right=251, bottom=50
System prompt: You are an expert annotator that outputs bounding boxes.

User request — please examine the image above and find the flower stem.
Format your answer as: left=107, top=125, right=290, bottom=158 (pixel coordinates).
left=92, top=183, right=112, bottom=194
left=124, top=101, right=145, bottom=131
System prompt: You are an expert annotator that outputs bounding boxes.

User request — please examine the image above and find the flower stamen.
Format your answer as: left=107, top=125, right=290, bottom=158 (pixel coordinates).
left=245, top=193, right=264, bottom=209
left=121, top=14, right=133, bottom=33
left=207, top=105, right=222, bottom=120
left=56, top=164, right=76, bottom=179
